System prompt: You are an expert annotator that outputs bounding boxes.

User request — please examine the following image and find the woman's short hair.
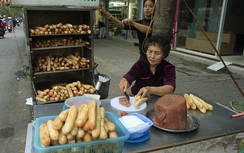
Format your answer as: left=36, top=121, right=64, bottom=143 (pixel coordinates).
left=144, top=33, right=171, bottom=58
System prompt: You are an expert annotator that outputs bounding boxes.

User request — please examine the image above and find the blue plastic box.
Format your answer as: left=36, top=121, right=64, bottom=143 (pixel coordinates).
left=34, top=111, right=130, bottom=153
left=123, top=113, right=153, bottom=140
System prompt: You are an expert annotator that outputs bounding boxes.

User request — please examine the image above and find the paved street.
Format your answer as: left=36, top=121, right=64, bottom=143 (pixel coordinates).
left=0, top=27, right=243, bottom=153
left=0, top=26, right=32, bottom=153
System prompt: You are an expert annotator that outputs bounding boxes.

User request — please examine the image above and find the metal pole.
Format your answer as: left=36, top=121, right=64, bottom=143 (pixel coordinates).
left=215, top=0, right=228, bottom=57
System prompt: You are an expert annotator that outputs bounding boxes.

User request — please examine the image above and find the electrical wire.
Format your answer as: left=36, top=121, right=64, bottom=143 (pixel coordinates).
left=141, top=0, right=157, bottom=54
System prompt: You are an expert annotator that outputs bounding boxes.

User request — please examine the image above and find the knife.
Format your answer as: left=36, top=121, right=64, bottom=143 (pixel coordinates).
left=124, top=92, right=130, bottom=101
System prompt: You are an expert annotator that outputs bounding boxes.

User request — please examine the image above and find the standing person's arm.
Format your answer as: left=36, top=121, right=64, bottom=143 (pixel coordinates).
left=103, top=12, right=124, bottom=29
left=122, top=18, right=152, bottom=34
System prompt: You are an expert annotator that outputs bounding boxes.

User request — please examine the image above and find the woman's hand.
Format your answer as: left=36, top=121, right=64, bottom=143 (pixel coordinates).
left=122, top=18, right=134, bottom=26
left=118, top=78, right=130, bottom=94
left=136, top=86, right=152, bottom=98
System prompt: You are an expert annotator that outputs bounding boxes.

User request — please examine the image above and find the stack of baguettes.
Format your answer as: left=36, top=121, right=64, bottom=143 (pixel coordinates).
left=184, top=93, right=214, bottom=114
left=39, top=100, right=117, bottom=147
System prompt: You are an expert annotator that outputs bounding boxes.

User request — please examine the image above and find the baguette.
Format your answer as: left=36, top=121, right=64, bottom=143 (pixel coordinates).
left=190, top=94, right=203, bottom=109
left=58, top=131, right=67, bottom=145
left=186, top=100, right=190, bottom=109
left=83, top=132, right=92, bottom=142
left=134, top=97, right=148, bottom=107
left=39, top=123, right=51, bottom=147
left=76, top=104, right=89, bottom=127
left=46, top=120, right=59, bottom=141
left=67, top=139, right=76, bottom=144
left=66, top=133, right=75, bottom=140
left=92, top=106, right=101, bottom=139
left=189, top=94, right=206, bottom=114
left=194, top=95, right=214, bottom=111
left=36, top=96, right=47, bottom=103
left=63, top=57, right=73, bottom=65
left=184, top=93, right=196, bottom=109
left=70, top=125, right=78, bottom=136
left=50, top=139, right=59, bottom=146
left=76, top=127, right=85, bottom=139
left=184, top=95, right=190, bottom=109
left=68, top=54, right=79, bottom=61
left=207, top=103, right=214, bottom=111
left=99, top=107, right=107, bottom=139
left=193, top=95, right=209, bottom=110
left=58, top=109, right=69, bottom=122
left=109, top=131, right=118, bottom=138
left=135, top=95, right=141, bottom=101
left=62, top=105, right=78, bottom=135
left=46, top=56, right=51, bottom=71
left=66, top=85, right=74, bottom=98
left=104, top=118, right=115, bottom=132
left=52, top=117, right=63, bottom=130
left=87, top=100, right=97, bottom=130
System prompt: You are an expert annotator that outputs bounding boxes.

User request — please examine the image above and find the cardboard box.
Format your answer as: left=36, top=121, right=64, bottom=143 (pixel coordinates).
left=196, top=31, right=236, bottom=43
left=185, top=38, right=235, bottom=55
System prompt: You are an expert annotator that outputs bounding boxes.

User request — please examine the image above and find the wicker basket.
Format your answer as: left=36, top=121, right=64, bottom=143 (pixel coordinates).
left=230, top=101, right=244, bottom=112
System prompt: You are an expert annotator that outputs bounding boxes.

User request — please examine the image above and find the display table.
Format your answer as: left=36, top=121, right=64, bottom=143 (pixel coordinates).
left=25, top=94, right=244, bottom=153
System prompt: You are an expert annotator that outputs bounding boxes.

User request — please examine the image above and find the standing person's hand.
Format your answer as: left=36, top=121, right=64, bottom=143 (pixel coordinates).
left=103, top=12, right=113, bottom=20
left=122, top=18, right=134, bottom=26
left=118, top=78, right=130, bottom=94
left=136, top=86, right=151, bottom=98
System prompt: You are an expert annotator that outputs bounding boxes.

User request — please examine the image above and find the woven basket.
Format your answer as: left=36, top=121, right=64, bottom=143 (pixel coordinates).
left=230, top=101, right=244, bottom=112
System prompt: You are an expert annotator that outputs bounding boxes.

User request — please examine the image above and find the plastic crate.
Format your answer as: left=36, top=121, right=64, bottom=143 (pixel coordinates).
left=34, top=112, right=130, bottom=153
left=123, top=113, right=153, bottom=140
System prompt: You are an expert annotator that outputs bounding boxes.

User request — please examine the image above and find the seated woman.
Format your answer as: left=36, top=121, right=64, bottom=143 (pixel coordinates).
left=118, top=34, right=176, bottom=98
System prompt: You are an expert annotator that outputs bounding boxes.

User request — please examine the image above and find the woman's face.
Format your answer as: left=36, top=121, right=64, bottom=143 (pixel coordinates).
left=146, top=44, right=164, bottom=67
left=143, top=0, right=154, bottom=19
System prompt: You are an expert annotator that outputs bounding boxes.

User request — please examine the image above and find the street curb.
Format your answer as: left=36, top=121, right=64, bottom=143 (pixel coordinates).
left=171, top=50, right=244, bottom=76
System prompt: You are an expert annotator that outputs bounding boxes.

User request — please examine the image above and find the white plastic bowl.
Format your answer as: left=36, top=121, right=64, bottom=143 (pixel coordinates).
left=64, top=96, right=101, bottom=110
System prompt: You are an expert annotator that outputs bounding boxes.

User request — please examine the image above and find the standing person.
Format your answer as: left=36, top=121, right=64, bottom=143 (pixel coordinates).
left=12, top=17, right=17, bottom=28
left=118, top=34, right=175, bottom=98
left=103, top=0, right=155, bottom=58
left=98, top=20, right=106, bottom=39
left=0, top=18, right=5, bottom=36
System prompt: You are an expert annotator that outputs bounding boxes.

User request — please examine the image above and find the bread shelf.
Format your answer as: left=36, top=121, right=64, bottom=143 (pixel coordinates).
left=24, top=8, right=95, bottom=104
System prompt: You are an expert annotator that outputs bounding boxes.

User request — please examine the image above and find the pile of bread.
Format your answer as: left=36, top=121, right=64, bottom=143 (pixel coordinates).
left=36, top=81, right=96, bottom=103
left=29, top=23, right=91, bottom=36
left=32, top=53, right=90, bottom=72
left=184, top=93, right=214, bottom=114
left=39, top=101, right=118, bottom=147
left=30, top=37, right=90, bottom=48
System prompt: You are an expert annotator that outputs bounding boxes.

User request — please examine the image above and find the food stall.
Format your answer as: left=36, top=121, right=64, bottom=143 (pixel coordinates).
left=10, top=1, right=244, bottom=153
left=24, top=94, right=244, bottom=153
left=12, top=0, right=103, bottom=104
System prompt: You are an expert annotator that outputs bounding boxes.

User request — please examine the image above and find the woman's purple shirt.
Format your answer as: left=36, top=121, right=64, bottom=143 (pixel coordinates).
left=123, top=58, right=176, bottom=95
